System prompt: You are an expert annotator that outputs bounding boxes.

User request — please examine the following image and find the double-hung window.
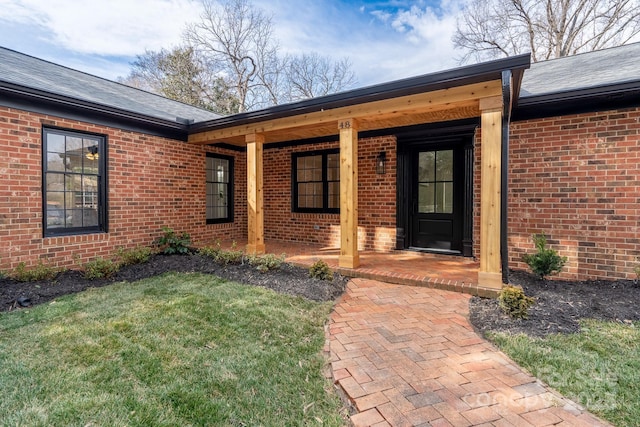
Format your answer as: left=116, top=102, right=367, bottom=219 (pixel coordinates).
left=43, top=127, right=107, bottom=236
left=292, top=149, right=339, bottom=213
left=206, top=153, right=234, bottom=223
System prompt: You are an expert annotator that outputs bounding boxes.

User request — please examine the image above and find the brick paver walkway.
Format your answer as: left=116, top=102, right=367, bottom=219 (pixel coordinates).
left=328, top=279, right=609, bottom=427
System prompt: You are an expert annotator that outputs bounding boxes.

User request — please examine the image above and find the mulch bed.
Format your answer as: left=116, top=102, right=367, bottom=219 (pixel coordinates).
left=470, top=270, right=640, bottom=337
left=0, top=254, right=348, bottom=312
left=4, top=255, right=639, bottom=339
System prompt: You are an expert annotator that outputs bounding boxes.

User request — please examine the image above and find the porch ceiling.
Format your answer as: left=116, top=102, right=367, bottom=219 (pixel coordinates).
left=187, top=80, right=503, bottom=146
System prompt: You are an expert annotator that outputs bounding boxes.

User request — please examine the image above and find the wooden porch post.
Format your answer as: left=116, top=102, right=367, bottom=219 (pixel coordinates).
left=478, top=96, right=503, bottom=288
left=246, top=133, right=265, bottom=254
left=338, top=118, right=359, bottom=268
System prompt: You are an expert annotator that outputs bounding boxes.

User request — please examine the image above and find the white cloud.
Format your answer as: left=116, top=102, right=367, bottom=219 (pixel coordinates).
left=0, top=0, right=466, bottom=85
left=0, top=0, right=203, bottom=56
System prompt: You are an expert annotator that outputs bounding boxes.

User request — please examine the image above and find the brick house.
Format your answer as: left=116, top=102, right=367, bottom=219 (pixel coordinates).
left=1, top=43, right=639, bottom=291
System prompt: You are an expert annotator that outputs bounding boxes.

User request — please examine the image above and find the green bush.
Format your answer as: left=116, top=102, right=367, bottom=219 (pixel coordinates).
left=498, top=285, right=536, bottom=319
left=217, top=246, right=244, bottom=265
left=155, top=227, right=191, bottom=255
left=249, top=253, right=286, bottom=273
left=522, top=234, right=567, bottom=279
left=84, top=258, right=120, bottom=280
left=634, top=262, right=640, bottom=281
left=12, top=260, right=59, bottom=282
left=198, top=245, right=222, bottom=259
left=309, top=260, right=333, bottom=281
left=199, top=241, right=243, bottom=265
left=116, top=246, right=153, bottom=266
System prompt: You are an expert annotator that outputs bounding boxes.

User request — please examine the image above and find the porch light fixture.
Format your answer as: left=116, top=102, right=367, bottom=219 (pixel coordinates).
left=376, top=151, right=387, bottom=175
left=86, top=145, right=99, bottom=161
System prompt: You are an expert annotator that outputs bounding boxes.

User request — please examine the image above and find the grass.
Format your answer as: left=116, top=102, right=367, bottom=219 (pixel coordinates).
left=0, top=272, right=346, bottom=426
left=489, top=320, right=640, bottom=427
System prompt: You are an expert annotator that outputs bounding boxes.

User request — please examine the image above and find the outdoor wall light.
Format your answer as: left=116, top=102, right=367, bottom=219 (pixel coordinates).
left=86, top=145, right=99, bottom=161
left=376, top=151, right=387, bottom=175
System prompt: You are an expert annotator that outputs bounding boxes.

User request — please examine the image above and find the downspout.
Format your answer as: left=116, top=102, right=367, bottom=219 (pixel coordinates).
left=501, top=70, right=512, bottom=284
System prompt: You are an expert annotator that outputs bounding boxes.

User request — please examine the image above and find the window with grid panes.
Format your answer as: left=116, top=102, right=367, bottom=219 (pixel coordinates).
left=292, top=149, right=339, bottom=213
left=43, top=127, right=107, bottom=236
left=206, top=153, right=234, bottom=223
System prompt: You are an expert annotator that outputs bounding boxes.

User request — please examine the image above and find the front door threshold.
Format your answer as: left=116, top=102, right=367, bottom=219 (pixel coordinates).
left=407, top=247, right=462, bottom=256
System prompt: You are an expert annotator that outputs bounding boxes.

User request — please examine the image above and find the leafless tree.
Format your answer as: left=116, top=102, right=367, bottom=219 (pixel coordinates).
left=184, top=0, right=279, bottom=112
left=453, top=0, right=640, bottom=63
left=118, top=46, right=240, bottom=114
left=184, top=0, right=357, bottom=111
left=285, top=53, right=357, bottom=101
left=121, top=0, right=357, bottom=112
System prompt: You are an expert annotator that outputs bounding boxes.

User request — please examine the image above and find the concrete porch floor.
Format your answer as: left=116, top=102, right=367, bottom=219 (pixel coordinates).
left=219, top=240, right=494, bottom=297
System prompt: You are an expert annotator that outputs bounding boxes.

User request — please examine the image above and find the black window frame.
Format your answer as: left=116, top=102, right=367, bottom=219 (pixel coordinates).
left=206, top=153, right=234, bottom=224
left=42, top=126, right=108, bottom=237
left=292, top=149, right=340, bottom=214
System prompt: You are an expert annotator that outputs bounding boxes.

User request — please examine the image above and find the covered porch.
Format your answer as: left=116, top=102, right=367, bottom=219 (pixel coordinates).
left=190, top=55, right=530, bottom=292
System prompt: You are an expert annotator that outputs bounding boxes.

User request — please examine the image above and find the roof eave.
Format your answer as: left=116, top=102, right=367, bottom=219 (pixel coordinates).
left=0, top=80, right=191, bottom=139
left=189, top=54, right=531, bottom=134
left=514, top=80, right=640, bottom=119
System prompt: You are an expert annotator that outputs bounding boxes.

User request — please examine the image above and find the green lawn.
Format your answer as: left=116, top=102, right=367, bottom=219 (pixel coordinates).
left=0, top=272, right=346, bottom=426
left=489, top=320, right=640, bottom=427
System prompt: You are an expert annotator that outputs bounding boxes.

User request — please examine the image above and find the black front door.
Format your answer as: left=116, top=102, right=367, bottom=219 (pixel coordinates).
left=409, top=147, right=464, bottom=252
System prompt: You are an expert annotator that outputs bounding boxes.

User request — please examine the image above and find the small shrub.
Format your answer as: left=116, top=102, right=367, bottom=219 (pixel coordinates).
left=155, top=227, right=191, bottom=255
left=84, top=258, right=120, bottom=280
left=249, top=253, right=285, bottom=273
left=198, top=241, right=243, bottom=264
left=522, top=234, right=567, bottom=279
left=198, top=244, right=222, bottom=259
left=498, top=285, right=536, bottom=319
left=634, top=261, right=640, bottom=282
left=12, top=260, right=59, bottom=282
left=217, top=246, right=244, bottom=265
left=116, top=246, right=153, bottom=266
left=309, top=260, right=333, bottom=281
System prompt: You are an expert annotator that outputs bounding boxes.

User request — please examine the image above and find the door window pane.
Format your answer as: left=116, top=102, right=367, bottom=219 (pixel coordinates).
left=418, top=152, right=435, bottom=182
left=436, top=150, right=453, bottom=181
left=418, top=183, right=435, bottom=213
left=436, top=182, right=453, bottom=213
left=418, top=150, right=454, bottom=214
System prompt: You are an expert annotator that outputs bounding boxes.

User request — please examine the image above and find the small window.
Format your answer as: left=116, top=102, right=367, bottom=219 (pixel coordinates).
left=206, top=153, right=234, bottom=223
left=292, top=149, right=339, bottom=213
left=43, top=127, right=107, bottom=236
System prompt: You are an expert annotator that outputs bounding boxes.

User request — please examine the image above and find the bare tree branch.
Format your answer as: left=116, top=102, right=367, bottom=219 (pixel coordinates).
left=454, top=0, right=640, bottom=63
left=285, top=53, right=357, bottom=101
left=122, top=0, right=358, bottom=112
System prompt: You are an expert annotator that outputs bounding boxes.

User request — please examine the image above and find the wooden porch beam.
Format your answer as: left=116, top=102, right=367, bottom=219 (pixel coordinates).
left=188, top=81, right=502, bottom=144
left=478, top=96, right=503, bottom=289
left=246, top=133, right=265, bottom=255
left=338, top=118, right=359, bottom=269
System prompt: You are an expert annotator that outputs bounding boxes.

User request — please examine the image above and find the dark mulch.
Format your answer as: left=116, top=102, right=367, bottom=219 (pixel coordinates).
left=0, top=254, right=347, bottom=312
left=470, top=269, right=640, bottom=337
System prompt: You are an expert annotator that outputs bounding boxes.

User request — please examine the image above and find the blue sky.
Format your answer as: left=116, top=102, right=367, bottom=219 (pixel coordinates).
left=0, top=0, right=465, bottom=87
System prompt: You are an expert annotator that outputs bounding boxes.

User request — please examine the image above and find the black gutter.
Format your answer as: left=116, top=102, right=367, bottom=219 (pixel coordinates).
left=501, top=70, right=512, bottom=285
left=514, top=80, right=640, bottom=121
left=190, top=54, right=531, bottom=133
left=0, top=81, right=191, bottom=140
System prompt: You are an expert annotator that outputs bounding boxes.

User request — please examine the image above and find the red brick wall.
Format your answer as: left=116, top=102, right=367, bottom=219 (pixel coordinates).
left=263, top=136, right=396, bottom=251
left=508, top=108, right=640, bottom=281
left=0, top=106, right=246, bottom=271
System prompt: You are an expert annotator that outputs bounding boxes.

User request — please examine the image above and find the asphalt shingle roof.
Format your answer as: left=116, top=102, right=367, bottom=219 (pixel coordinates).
left=0, top=46, right=220, bottom=124
left=520, top=42, right=640, bottom=99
